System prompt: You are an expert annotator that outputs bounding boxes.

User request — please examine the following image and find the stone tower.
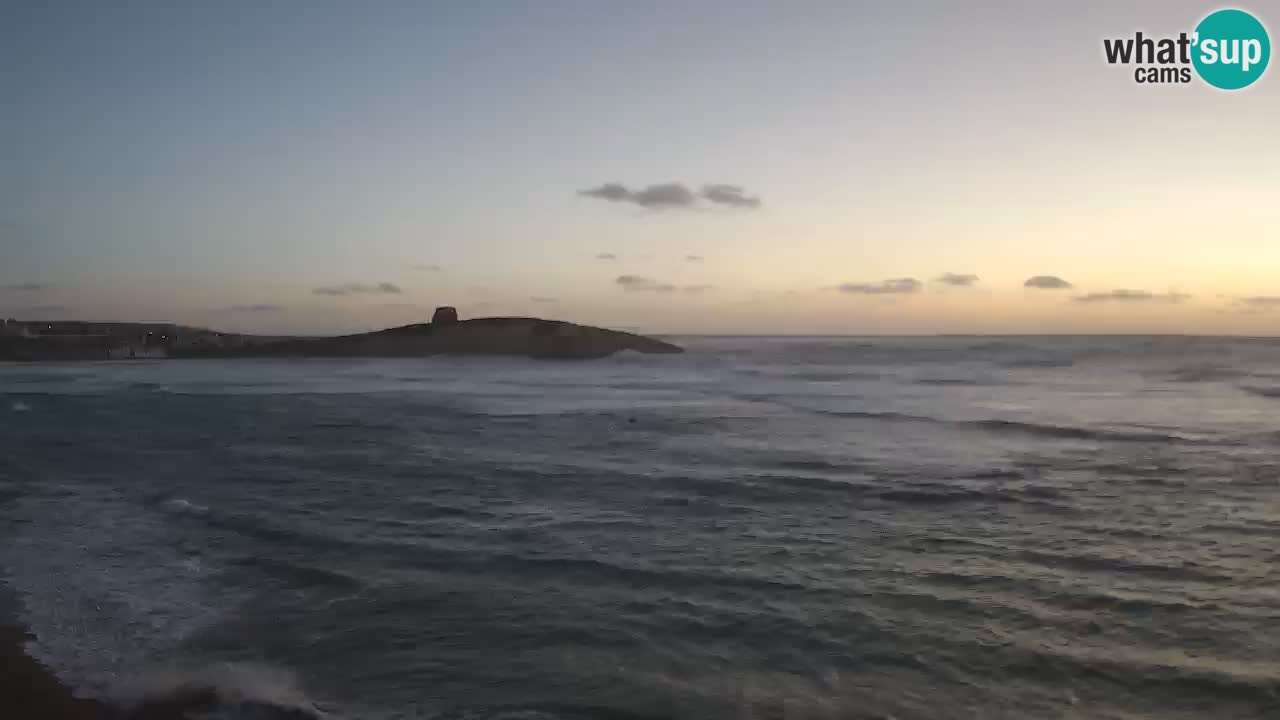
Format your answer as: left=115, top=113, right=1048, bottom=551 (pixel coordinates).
left=431, top=306, right=459, bottom=325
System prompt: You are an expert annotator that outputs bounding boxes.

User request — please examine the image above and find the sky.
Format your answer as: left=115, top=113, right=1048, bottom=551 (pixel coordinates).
left=3, top=1, right=1278, bottom=335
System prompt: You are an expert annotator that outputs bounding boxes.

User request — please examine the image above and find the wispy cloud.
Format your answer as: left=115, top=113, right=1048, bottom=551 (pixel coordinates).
left=596, top=253, right=618, bottom=261
left=935, top=273, right=979, bottom=287
left=9, top=304, right=69, bottom=315
left=1073, top=289, right=1190, bottom=304
left=579, top=182, right=761, bottom=211
left=581, top=182, right=696, bottom=210
left=1235, top=296, right=1280, bottom=312
left=837, top=278, right=923, bottom=295
left=616, top=275, right=676, bottom=293
left=218, top=304, right=284, bottom=313
left=700, top=184, right=761, bottom=209
left=313, top=282, right=402, bottom=297
left=615, top=275, right=713, bottom=295
left=412, top=264, right=441, bottom=272
left=685, top=255, right=704, bottom=262
left=1, top=282, right=47, bottom=292
left=1024, top=275, right=1073, bottom=290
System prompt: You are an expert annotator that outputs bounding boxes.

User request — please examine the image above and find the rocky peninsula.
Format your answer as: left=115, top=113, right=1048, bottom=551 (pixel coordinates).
left=0, top=307, right=683, bottom=361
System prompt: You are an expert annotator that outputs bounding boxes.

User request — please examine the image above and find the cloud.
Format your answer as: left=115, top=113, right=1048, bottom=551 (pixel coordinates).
left=1, top=282, right=47, bottom=292
left=632, top=184, right=699, bottom=209
left=530, top=296, right=558, bottom=303
left=579, top=182, right=761, bottom=210
left=614, top=275, right=712, bottom=295
left=1024, top=275, right=1073, bottom=290
left=837, top=278, right=923, bottom=295
left=935, top=273, right=979, bottom=287
left=579, top=183, right=632, bottom=203
left=580, top=182, right=696, bottom=209
left=9, top=304, right=69, bottom=315
left=700, top=184, right=761, bottom=209
left=596, top=253, right=618, bottom=261
left=313, top=282, right=402, bottom=297
left=616, top=275, right=676, bottom=293
left=219, top=304, right=283, bottom=313
left=1235, top=296, right=1280, bottom=311
left=1073, top=289, right=1190, bottom=304
left=412, top=264, right=441, bottom=272
left=685, top=255, right=704, bottom=262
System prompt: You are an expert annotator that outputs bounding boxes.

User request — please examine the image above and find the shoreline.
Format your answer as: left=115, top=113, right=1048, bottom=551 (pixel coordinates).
left=1, top=481, right=110, bottom=718
left=0, top=588, right=108, bottom=719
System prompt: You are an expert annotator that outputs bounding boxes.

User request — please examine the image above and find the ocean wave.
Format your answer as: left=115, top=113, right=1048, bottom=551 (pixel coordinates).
left=151, top=489, right=365, bottom=554
left=109, top=662, right=329, bottom=720
left=389, top=544, right=815, bottom=597
left=162, top=497, right=210, bottom=515
left=1200, top=520, right=1280, bottom=538
left=643, top=472, right=841, bottom=506
left=812, top=407, right=1208, bottom=444
left=430, top=708, right=666, bottom=720
left=965, top=468, right=1026, bottom=480
left=874, top=487, right=1024, bottom=506
left=311, top=420, right=400, bottom=431
left=1012, top=548, right=1230, bottom=583
left=768, top=457, right=871, bottom=475
left=731, top=366, right=883, bottom=382
left=997, top=356, right=1077, bottom=369
left=912, top=376, right=989, bottom=386
left=231, top=555, right=364, bottom=591
left=961, top=340, right=1040, bottom=353
left=1240, top=384, right=1280, bottom=399
left=1044, top=588, right=1219, bottom=615
left=968, top=418, right=1201, bottom=443
left=809, top=408, right=932, bottom=423
left=1165, top=364, right=1243, bottom=383
left=999, top=641, right=1280, bottom=707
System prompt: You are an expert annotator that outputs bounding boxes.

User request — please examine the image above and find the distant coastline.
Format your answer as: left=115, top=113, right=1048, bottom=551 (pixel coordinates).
left=0, top=307, right=683, bottom=362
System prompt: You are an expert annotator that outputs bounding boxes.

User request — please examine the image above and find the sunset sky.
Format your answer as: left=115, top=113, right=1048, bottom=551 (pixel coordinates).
left=4, top=1, right=1278, bottom=335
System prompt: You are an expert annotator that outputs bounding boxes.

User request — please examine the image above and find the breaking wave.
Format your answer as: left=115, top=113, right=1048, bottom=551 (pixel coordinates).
left=109, top=663, right=329, bottom=719
left=808, top=408, right=1213, bottom=444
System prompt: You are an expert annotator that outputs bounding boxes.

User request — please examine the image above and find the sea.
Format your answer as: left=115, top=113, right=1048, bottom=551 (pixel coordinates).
left=1, top=336, right=1278, bottom=720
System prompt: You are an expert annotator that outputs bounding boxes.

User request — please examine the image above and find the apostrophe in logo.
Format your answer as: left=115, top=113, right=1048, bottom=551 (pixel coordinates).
left=1192, top=9, right=1270, bottom=89
left=1103, top=8, right=1270, bottom=90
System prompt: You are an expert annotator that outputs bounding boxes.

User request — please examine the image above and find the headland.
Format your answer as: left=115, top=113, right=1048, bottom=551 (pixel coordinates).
left=0, top=307, right=682, bottom=362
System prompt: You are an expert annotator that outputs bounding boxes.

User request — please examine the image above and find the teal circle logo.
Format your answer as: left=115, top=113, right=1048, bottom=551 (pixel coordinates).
left=1192, top=9, right=1270, bottom=90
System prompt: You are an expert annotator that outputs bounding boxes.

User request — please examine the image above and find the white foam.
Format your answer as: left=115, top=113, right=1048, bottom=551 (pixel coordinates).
left=110, top=661, right=328, bottom=718
left=163, top=497, right=210, bottom=515
left=0, top=487, right=245, bottom=697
